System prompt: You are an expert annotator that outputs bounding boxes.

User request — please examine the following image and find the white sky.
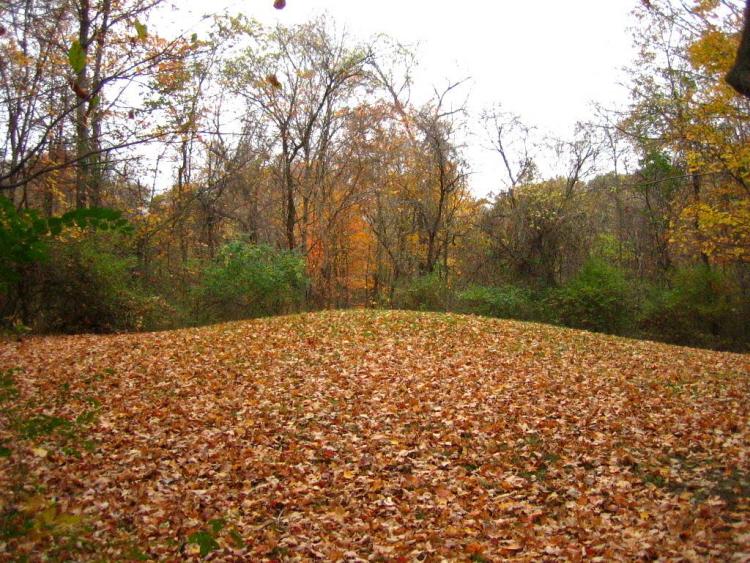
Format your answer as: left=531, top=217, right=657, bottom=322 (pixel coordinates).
left=162, top=0, right=639, bottom=197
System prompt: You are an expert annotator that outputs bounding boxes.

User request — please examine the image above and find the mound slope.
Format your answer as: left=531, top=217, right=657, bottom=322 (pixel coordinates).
left=1, top=311, right=748, bottom=560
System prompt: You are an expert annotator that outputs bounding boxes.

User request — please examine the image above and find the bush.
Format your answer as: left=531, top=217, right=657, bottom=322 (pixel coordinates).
left=456, top=284, right=536, bottom=320
left=197, top=240, right=307, bottom=322
left=31, top=233, right=155, bottom=333
left=393, top=271, right=452, bottom=311
left=639, top=265, right=749, bottom=350
left=0, top=196, right=131, bottom=292
left=546, top=259, right=633, bottom=334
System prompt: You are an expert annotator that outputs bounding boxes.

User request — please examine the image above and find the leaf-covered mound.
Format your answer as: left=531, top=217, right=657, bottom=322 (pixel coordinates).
left=1, top=310, right=748, bottom=560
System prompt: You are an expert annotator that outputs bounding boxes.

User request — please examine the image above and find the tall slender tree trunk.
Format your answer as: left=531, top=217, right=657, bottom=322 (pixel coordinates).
left=74, top=0, right=92, bottom=209
left=284, top=159, right=296, bottom=250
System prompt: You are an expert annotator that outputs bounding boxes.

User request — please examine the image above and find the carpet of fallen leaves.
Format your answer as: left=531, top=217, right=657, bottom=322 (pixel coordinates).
left=1, top=310, right=749, bottom=561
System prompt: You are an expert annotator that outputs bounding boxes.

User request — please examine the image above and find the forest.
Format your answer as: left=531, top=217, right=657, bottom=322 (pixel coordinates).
left=1, top=1, right=750, bottom=559
left=1, top=0, right=749, bottom=351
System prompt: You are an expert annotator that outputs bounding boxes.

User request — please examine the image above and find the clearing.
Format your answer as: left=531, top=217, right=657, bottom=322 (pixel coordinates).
left=0, top=310, right=748, bottom=560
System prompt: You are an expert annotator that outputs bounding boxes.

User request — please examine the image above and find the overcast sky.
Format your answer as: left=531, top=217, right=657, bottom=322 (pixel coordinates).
left=164, top=0, right=639, bottom=197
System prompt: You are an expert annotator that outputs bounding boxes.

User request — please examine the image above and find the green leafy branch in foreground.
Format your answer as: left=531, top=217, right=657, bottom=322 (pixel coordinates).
left=0, top=196, right=133, bottom=287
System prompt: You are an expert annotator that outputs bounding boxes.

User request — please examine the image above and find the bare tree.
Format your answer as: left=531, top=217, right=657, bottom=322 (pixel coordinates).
left=0, top=0, right=195, bottom=208
left=481, top=106, right=538, bottom=205
left=228, top=16, right=372, bottom=251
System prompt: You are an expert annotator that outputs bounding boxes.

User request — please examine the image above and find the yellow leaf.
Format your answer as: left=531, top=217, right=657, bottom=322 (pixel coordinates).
left=21, top=495, right=47, bottom=513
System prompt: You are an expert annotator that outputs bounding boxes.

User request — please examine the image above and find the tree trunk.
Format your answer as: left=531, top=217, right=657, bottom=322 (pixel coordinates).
left=285, top=160, right=296, bottom=250
left=74, top=0, right=92, bottom=209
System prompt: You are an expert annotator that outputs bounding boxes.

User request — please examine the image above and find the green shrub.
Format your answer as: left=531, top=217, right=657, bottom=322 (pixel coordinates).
left=393, top=271, right=452, bottom=311
left=197, top=240, right=307, bottom=321
left=640, top=265, right=749, bottom=350
left=0, top=198, right=134, bottom=331
left=0, top=196, right=131, bottom=291
left=34, top=233, right=154, bottom=333
left=546, top=259, right=633, bottom=334
left=456, top=284, right=536, bottom=320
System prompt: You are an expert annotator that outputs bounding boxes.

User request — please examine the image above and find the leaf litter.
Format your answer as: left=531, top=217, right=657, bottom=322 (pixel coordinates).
left=0, top=310, right=748, bottom=560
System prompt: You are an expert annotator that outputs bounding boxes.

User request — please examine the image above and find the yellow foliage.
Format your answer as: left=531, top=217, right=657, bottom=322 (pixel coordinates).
left=670, top=190, right=750, bottom=263
left=687, top=29, right=735, bottom=75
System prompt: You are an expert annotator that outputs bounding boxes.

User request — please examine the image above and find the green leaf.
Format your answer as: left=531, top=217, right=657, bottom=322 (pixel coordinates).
left=17, top=414, right=70, bottom=439
left=48, top=218, right=63, bottom=236
left=32, top=218, right=49, bottom=236
left=228, top=528, right=244, bottom=548
left=125, top=547, right=150, bottom=561
left=75, top=409, right=98, bottom=426
left=208, top=518, right=226, bottom=533
left=187, top=530, right=219, bottom=557
left=68, top=40, right=86, bottom=74
left=191, top=33, right=198, bottom=43
left=134, top=20, right=148, bottom=40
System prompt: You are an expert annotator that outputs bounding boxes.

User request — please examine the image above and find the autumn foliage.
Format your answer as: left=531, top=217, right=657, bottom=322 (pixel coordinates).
left=2, top=1, right=749, bottom=351
left=2, top=0, right=750, bottom=560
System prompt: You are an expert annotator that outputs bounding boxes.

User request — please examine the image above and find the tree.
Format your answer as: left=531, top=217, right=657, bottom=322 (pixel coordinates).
left=624, top=0, right=750, bottom=266
left=481, top=118, right=599, bottom=285
left=0, top=0, right=197, bottom=209
left=412, top=82, right=470, bottom=274
left=727, top=0, right=750, bottom=97
left=226, top=16, right=373, bottom=252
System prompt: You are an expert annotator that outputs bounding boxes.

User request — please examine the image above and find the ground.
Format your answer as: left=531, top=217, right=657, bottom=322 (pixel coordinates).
left=0, top=310, right=749, bottom=561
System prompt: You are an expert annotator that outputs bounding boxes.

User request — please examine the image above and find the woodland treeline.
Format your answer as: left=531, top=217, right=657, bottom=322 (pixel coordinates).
left=1, top=0, right=749, bottom=350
